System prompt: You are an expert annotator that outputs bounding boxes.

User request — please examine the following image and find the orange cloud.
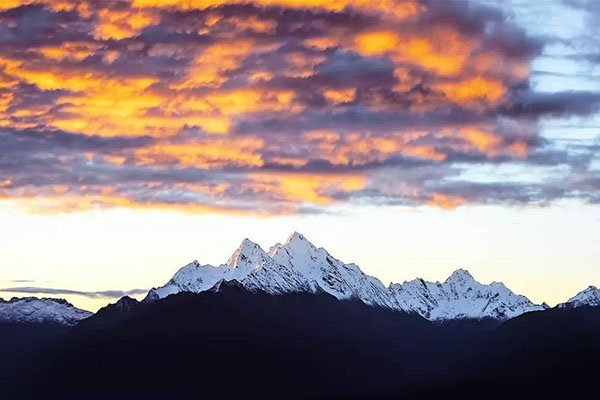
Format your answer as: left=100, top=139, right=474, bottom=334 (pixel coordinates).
left=268, top=156, right=309, bottom=167
left=93, top=9, right=160, bottom=40
left=173, top=40, right=255, bottom=90
left=4, top=52, right=295, bottom=136
left=508, top=142, right=530, bottom=158
left=401, top=145, right=446, bottom=162
left=248, top=172, right=366, bottom=205
left=434, top=76, right=506, bottom=106
left=0, top=1, right=80, bottom=12
left=39, top=42, right=101, bottom=62
left=131, top=0, right=420, bottom=19
left=227, top=15, right=277, bottom=34
left=135, top=137, right=265, bottom=168
left=324, top=88, right=356, bottom=104
left=459, top=127, right=502, bottom=154
left=1, top=192, right=259, bottom=215
left=104, top=155, right=128, bottom=165
left=427, top=193, right=466, bottom=209
left=314, top=132, right=446, bottom=165
left=354, top=28, right=472, bottom=76
left=284, top=52, right=326, bottom=78
left=304, top=37, right=340, bottom=50
left=203, top=89, right=297, bottom=115
left=354, top=30, right=399, bottom=55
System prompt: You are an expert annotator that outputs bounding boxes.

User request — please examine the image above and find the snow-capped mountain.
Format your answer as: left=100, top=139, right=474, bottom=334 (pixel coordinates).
left=0, top=297, right=92, bottom=325
left=145, top=232, right=544, bottom=320
left=146, top=233, right=394, bottom=308
left=558, top=286, right=600, bottom=309
left=389, top=269, right=546, bottom=320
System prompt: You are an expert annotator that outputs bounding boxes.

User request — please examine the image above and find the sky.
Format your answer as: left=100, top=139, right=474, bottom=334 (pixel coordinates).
left=0, top=0, right=599, bottom=312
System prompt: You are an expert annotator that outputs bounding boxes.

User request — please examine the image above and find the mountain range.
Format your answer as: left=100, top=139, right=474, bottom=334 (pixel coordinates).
left=145, top=232, right=594, bottom=320
left=2, top=232, right=600, bottom=399
left=1, top=232, right=598, bottom=325
left=4, top=282, right=600, bottom=399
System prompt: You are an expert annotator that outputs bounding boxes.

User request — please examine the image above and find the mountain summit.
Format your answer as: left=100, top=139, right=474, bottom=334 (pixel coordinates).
left=145, top=233, right=544, bottom=320
left=559, top=285, right=600, bottom=309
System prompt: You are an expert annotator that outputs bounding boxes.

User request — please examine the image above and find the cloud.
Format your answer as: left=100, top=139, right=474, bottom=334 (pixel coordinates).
left=0, top=286, right=148, bottom=299
left=0, top=0, right=598, bottom=212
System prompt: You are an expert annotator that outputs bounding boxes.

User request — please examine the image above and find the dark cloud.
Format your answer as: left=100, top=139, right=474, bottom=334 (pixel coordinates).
left=0, top=286, right=148, bottom=299
left=0, top=4, right=91, bottom=47
left=502, top=90, right=600, bottom=118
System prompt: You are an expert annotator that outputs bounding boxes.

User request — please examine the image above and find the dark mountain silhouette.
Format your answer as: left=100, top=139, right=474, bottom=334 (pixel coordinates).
left=3, top=283, right=600, bottom=399
left=0, top=321, right=69, bottom=387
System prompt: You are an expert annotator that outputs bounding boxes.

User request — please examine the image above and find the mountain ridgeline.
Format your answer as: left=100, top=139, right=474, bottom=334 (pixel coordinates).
left=2, top=232, right=598, bottom=326
left=4, top=282, right=600, bottom=399
left=2, top=232, right=600, bottom=399
left=145, top=232, right=546, bottom=320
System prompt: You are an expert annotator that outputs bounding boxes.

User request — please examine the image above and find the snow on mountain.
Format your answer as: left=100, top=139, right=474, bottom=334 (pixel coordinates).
left=145, top=232, right=544, bottom=320
left=389, top=269, right=545, bottom=320
left=558, top=286, right=600, bottom=309
left=0, top=297, right=92, bottom=325
left=269, top=233, right=395, bottom=308
left=146, top=233, right=389, bottom=307
left=145, top=236, right=311, bottom=301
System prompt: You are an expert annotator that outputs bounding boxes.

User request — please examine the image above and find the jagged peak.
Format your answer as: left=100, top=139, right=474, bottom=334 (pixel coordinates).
left=0, top=296, right=92, bottom=325
left=283, top=231, right=318, bottom=253
left=115, top=295, right=139, bottom=307
left=268, top=242, right=283, bottom=257
left=97, top=296, right=140, bottom=314
left=567, top=285, right=600, bottom=302
left=227, top=238, right=267, bottom=267
left=285, top=231, right=306, bottom=244
left=6, top=296, right=74, bottom=307
left=396, top=277, right=429, bottom=287
left=240, top=237, right=260, bottom=249
left=445, top=268, right=475, bottom=283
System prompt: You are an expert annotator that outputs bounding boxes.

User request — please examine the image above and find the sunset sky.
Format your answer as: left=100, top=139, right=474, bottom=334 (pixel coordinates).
left=0, top=0, right=599, bottom=311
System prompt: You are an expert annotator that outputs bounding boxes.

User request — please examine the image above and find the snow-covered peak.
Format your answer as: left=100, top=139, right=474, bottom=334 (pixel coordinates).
left=0, top=297, right=92, bottom=326
left=445, top=269, right=475, bottom=284
left=286, top=231, right=307, bottom=244
left=283, top=232, right=318, bottom=255
left=559, top=285, right=600, bottom=308
left=268, top=242, right=283, bottom=257
left=389, top=269, right=544, bottom=320
left=226, top=238, right=268, bottom=269
left=273, top=232, right=320, bottom=271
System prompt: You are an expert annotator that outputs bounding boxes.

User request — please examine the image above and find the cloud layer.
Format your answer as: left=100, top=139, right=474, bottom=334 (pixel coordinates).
left=0, top=0, right=599, bottom=213
left=0, top=286, right=148, bottom=299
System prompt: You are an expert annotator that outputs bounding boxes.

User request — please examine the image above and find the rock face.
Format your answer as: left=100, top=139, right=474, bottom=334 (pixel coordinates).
left=0, top=297, right=92, bottom=325
left=145, top=232, right=544, bottom=320
left=559, top=286, right=600, bottom=309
